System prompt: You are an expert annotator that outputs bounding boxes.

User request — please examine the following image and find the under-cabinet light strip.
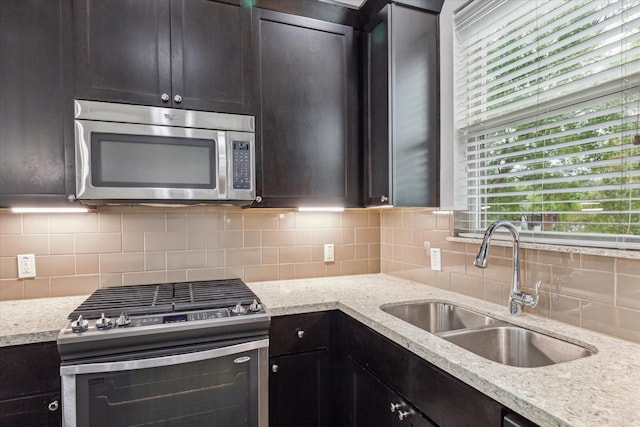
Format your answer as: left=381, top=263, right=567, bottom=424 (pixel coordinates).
left=11, top=207, right=91, bottom=214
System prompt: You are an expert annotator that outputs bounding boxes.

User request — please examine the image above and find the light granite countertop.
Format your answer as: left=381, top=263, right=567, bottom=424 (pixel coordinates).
left=1, top=274, right=639, bottom=426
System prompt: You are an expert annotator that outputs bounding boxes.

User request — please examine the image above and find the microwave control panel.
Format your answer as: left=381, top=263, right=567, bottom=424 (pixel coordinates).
left=232, top=141, right=252, bottom=190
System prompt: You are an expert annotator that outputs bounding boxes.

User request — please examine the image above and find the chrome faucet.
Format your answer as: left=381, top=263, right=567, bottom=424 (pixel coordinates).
left=474, top=220, right=541, bottom=316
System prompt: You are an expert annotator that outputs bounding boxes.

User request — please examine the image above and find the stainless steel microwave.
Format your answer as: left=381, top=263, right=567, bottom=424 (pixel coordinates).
left=73, top=100, right=256, bottom=205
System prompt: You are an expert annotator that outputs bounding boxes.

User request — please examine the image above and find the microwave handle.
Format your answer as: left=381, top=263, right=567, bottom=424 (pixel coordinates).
left=217, top=131, right=227, bottom=199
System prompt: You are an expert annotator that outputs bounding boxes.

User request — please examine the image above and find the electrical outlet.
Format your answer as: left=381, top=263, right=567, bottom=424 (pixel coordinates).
left=17, top=254, right=36, bottom=279
left=324, top=244, right=335, bottom=263
left=430, top=248, right=442, bottom=271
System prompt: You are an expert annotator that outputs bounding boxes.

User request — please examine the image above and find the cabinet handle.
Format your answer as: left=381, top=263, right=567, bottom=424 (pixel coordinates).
left=397, top=410, right=410, bottom=421
left=174, top=94, right=183, bottom=104
left=161, top=93, right=170, bottom=102
left=48, top=400, right=59, bottom=412
left=296, top=329, right=305, bottom=339
left=271, top=364, right=279, bottom=373
left=381, top=195, right=389, bottom=203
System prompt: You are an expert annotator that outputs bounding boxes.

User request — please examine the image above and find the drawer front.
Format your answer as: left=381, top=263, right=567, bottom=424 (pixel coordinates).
left=270, top=312, right=330, bottom=356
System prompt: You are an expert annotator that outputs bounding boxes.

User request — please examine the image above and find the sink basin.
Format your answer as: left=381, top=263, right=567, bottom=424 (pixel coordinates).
left=381, top=301, right=502, bottom=334
left=441, top=325, right=594, bottom=368
left=381, top=301, right=595, bottom=367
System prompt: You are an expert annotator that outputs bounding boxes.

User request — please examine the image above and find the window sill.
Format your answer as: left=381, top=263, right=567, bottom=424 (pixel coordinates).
left=448, top=236, right=640, bottom=260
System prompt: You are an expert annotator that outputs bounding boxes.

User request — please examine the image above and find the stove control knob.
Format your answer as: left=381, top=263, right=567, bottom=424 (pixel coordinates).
left=95, top=313, right=113, bottom=330
left=116, top=312, right=131, bottom=327
left=249, top=299, right=263, bottom=312
left=231, top=302, right=247, bottom=315
left=71, top=315, right=89, bottom=333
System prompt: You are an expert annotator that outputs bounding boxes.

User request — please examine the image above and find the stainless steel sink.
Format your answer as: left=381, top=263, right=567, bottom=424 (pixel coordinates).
left=381, top=301, right=595, bottom=367
left=380, top=301, right=502, bottom=334
left=441, top=325, right=594, bottom=368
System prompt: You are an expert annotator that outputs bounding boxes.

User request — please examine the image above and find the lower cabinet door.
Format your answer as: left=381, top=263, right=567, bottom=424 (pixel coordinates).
left=351, top=358, right=435, bottom=427
left=269, top=349, right=330, bottom=427
left=0, top=392, right=61, bottom=427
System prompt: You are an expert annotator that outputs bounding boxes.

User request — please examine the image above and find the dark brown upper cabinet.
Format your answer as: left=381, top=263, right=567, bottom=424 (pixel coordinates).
left=251, top=8, right=361, bottom=208
left=364, top=3, right=440, bottom=207
left=73, top=0, right=253, bottom=114
left=0, top=0, right=75, bottom=208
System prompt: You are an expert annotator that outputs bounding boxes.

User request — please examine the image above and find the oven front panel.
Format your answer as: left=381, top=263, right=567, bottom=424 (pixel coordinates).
left=62, top=340, right=268, bottom=427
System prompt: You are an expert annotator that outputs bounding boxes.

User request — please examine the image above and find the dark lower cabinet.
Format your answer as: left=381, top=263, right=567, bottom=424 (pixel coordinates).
left=350, top=357, right=435, bottom=427
left=252, top=9, right=361, bottom=208
left=0, top=342, right=62, bottom=426
left=270, top=311, right=539, bottom=427
left=0, top=0, right=74, bottom=208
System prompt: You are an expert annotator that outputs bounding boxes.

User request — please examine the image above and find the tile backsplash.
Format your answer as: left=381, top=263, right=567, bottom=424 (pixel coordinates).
left=0, top=206, right=380, bottom=300
left=1, top=206, right=638, bottom=343
left=379, top=208, right=640, bottom=343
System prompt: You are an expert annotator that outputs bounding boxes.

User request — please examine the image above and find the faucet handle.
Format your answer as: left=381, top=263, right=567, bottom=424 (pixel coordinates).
left=528, top=281, right=542, bottom=308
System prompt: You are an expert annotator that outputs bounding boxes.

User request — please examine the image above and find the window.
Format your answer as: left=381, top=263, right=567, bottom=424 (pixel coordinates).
left=453, top=0, right=640, bottom=249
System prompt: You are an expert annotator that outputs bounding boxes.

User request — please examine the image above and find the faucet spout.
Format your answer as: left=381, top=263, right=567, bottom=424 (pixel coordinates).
left=473, top=220, right=539, bottom=316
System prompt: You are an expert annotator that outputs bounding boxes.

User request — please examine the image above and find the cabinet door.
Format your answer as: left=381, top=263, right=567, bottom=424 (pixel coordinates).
left=170, top=0, right=252, bottom=113
left=0, top=393, right=61, bottom=427
left=269, top=350, right=330, bottom=427
left=73, top=0, right=172, bottom=107
left=350, top=358, right=435, bottom=427
left=0, top=0, right=74, bottom=207
left=252, top=9, right=361, bottom=208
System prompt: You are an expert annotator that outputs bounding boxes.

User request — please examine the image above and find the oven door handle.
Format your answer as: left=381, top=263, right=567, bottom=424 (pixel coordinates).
left=61, top=338, right=268, bottom=375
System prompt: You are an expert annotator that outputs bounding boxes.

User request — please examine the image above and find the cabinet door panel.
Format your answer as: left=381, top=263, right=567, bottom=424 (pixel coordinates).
left=269, top=350, right=330, bottom=427
left=171, top=0, right=252, bottom=113
left=73, top=0, right=171, bottom=106
left=253, top=10, right=360, bottom=207
left=0, top=0, right=73, bottom=206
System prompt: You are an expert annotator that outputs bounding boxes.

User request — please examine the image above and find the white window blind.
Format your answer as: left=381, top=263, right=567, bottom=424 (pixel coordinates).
left=453, top=0, right=640, bottom=249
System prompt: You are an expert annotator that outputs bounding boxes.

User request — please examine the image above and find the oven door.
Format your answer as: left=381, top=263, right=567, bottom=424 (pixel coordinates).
left=61, top=339, right=268, bottom=427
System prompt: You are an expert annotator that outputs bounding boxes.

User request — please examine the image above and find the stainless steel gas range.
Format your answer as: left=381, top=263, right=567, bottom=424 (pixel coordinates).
left=57, top=278, right=270, bottom=427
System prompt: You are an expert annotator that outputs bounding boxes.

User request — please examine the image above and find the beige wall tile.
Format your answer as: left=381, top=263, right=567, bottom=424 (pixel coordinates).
left=167, top=270, right=187, bottom=283
left=310, top=229, right=342, bottom=245
left=450, top=272, right=484, bottom=299
left=294, top=262, right=326, bottom=279
left=99, top=213, right=122, bottom=233
left=295, top=212, right=341, bottom=229
left=549, top=294, right=581, bottom=327
left=206, top=250, right=225, bottom=268
left=581, top=254, right=615, bottom=272
left=49, top=214, right=98, bottom=234
left=263, top=230, right=295, bottom=247
left=0, top=214, right=22, bottom=234
left=187, top=213, right=225, bottom=232
left=245, top=265, right=279, bottom=282
left=0, top=235, right=49, bottom=257
left=295, top=230, right=311, bottom=246
left=355, top=228, right=380, bottom=244
left=244, top=211, right=278, bottom=230
left=310, top=246, right=324, bottom=263
left=50, top=235, right=75, bottom=255
left=224, top=212, right=244, bottom=230
left=244, top=230, right=261, bottom=248
left=343, top=211, right=369, bottom=228
left=51, top=275, right=99, bottom=297
left=100, top=274, right=123, bottom=288
left=145, top=232, right=186, bottom=251
left=123, top=232, right=144, bottom=252
left=167, top=214, right=186, bottom=232
left=553, top=267, right=614, bottom=304
left=124, top=271, right=167, bottom=286
left=206, top=231, right=225, bottom=249
left=145, top=252, right=166, bottom=271
left=187, top=268, right=226, bottom=282
left=37, top=255, right=75, bottom=277
left=483, top=278, right=508, bottom=306
left=0, top=257, right=18, bottom=279
left=23, top=214, right=49, bottom=234
left=123, top=214, right=165, bottom=232
left=341, top=259, right=369, bottom=276
left=24, top=278, right=51, bottom=299
left=581, top=302, right=640, bottom=342
left=279, top=247, right=310, bottom=264
left=167, top=251, right=206, bottom=270
left=223, top=231, right=243, bottom=249
left=617, top=274, right=640, bottom=310
left=336, top=244, right=355, bottom=261
left=278, top=211, right=296, bottom=229
left=100, top=253, right=144, bottom=273
left=0, top=279, right=24, bottom=300
left=262, top=248, right=279, bottom=265
left=187, top=231, right=206, bottom=250
left=226, top=248, right=261, bottom=266
left=279, top=264, right=295, bottom=280
left=76, top=233, right=122, bottom=254
left=76, top=255, right=99, bottom=275
left=617, top=258, right=640, bottom=275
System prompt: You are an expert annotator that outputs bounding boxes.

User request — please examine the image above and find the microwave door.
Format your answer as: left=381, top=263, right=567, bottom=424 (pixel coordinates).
left=75, top=121, right=222, bottom=202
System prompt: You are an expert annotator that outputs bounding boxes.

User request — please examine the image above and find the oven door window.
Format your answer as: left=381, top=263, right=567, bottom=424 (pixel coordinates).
left=91, top=133, right=216, bottom=189
left=75, top=349, right=259, bottom=426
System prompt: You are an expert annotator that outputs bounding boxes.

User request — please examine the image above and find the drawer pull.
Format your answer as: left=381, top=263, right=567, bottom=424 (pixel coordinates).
left=297, top=329, right=305, bottom=339
left=271, top=364, right=279, bottom=373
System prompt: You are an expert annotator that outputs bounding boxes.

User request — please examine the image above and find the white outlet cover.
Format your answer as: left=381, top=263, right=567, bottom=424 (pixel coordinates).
left=430, top=248, right=442, bottom=271
left=17, top=254, right=36, bottom=279
left=324, top=244, right=335, bottom=263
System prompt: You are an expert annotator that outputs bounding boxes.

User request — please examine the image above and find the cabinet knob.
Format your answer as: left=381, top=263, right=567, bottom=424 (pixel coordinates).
left=174, top=94, right=183, bottom=104
left=161, top=93, right=170, bottom=102
left=271, top=364, right=279, bottom=373
left=48, top=400, right=59, bottom=412
left=390, top=402, right=401, bottom=412
left=297, top=329, right=305, bottom=339
left=381, top=195, right=389, bottom=203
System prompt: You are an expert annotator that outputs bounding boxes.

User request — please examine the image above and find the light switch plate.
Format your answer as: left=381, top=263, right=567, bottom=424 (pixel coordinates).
left=430, top=248, right=442, bottom=271
left=17, top=254, right=36, bottom=279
